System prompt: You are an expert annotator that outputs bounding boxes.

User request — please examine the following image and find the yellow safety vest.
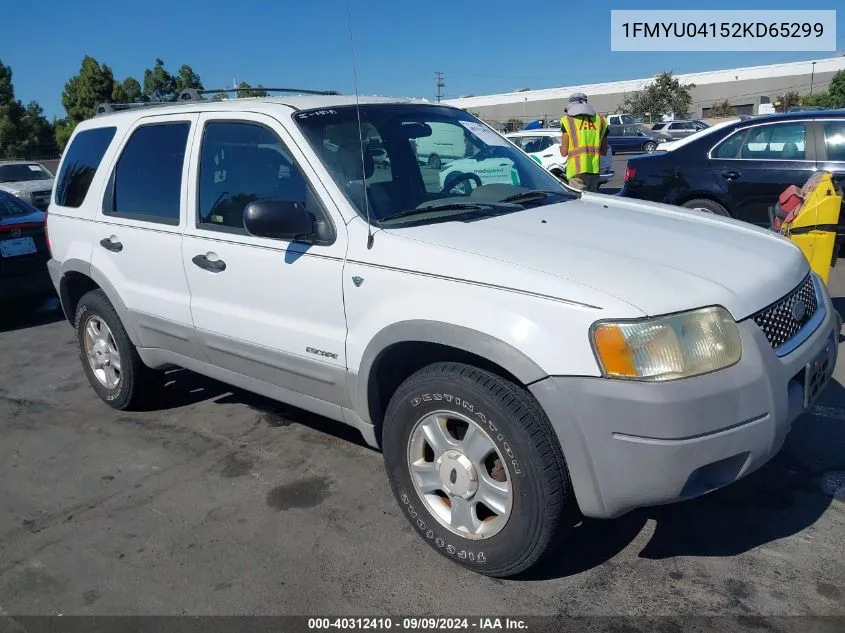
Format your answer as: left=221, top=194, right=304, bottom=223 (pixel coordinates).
left=560, top=114, right=607, bottom=179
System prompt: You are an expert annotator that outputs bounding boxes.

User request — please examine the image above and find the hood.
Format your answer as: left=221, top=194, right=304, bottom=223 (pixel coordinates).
left=383, top=195, right=809, bottom=320
left=0, top=179, right=54, bottom=194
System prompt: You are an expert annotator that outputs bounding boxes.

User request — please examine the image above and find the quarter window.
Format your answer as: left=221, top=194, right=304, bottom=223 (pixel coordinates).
left=197, top=122, right=311, bottom=231
left=740, top=122, right=807, bottom=160
left=823, top=122, right=845, bottom=162
left=106, top=122, right=190, bottom=224
left=54, top=127, right=116, bottom=208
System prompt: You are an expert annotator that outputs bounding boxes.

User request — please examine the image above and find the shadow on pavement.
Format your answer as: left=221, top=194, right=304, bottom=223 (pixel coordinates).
left=520, top=378, right=845, bottom=581
left=0, top=295, right=64, bottom=333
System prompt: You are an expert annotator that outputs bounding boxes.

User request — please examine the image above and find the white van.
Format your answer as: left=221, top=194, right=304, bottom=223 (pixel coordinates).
left=413, top=121, right=469, bottom=170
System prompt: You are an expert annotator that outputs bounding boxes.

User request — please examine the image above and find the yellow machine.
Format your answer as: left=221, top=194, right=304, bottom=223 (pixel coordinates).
left=777, top=172, right=843, bottom=286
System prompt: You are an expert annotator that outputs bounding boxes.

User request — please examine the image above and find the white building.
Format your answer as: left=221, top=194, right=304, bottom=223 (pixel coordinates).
left=443, top=55, right=845, bottom=128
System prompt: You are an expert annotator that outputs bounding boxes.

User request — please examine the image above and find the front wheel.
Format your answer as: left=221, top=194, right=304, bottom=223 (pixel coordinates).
left=428, top=154, right=442, bottom=171
left=643, top=141, right=656, bottom=153
left=382, top=362, right=576, bottom=577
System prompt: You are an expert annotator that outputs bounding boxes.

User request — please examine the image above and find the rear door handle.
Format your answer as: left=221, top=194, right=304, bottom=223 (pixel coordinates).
left=99, top=237, right=123, bottom=252
left=192, top=253, right=226, bottom=273
left=722, top=171, right=741, bottom=180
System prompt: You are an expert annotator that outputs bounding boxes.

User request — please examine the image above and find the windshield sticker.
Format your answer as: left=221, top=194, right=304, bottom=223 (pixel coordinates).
left=459, top=121, right=510, bottom=147
left=28, top=165, right=42, bottom=172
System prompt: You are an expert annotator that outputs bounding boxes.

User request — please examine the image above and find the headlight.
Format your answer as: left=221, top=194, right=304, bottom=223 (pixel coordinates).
left=591, top=306, right=741, bottom=381
left=10, top=190, right=32, bottom=202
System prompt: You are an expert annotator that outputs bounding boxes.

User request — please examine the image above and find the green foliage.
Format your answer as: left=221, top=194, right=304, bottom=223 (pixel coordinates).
left=235, top=82, right=268, bottom=98
left=623, top=71, right=695, bottom=120
left=61, top=56, right=114, bottom=123
left=112, top=77, right=144, bottom=104
left=143, top=59, right=203, bottom=102
left=828, top=70, right=845, bottom=108
left=0, top=60, right=59, bottom=159
left=801, top=92, right=832, bottom=108
left=708, top=99, right=736, bottom=117
left=775, top=91, right=801, bottom=113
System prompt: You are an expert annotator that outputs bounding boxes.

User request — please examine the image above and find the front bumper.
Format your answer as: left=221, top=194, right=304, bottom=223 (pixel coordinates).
left=530, top=274, right=839, bottom=519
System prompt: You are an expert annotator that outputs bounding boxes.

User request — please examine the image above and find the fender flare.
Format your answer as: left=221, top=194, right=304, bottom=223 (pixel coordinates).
left=355, top=319, right=548, bottom=423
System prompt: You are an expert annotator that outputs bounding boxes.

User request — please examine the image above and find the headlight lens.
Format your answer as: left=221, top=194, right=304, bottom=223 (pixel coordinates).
left=591, top=306, right=741, bottom=381
left=10, top=190, right=31, bottom=202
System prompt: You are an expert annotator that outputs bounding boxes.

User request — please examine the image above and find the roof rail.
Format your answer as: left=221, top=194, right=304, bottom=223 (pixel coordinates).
left=177, top=87, right=342, bottom=100
left=94, top=86, right=342, bottom=116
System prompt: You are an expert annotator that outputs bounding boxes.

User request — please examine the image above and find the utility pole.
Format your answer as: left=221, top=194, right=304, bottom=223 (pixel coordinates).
left=810, top=61, right=817, bottom=95
left=435, top=72, right=445, bottom=103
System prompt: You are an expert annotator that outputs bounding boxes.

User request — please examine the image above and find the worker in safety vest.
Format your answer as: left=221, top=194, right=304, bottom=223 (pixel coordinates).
left=559, top=92, right=608, bottom=192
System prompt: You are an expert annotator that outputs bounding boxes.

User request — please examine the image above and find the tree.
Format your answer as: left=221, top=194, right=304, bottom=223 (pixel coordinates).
left=0, top=60, right=57, bottom=159
left=62, top=56, right=115, bottom=123
left=235, top=81, right=268, bottom=98
left=827, top=70, right=845, bottom=108
left=623, top=71, right=695, bottom=120
left=143, top=58, right=177, bottom=101
left=112, top=77, right=144, bottom=103
left=708, top=99, right=736, bottom=117
left=801, top=92, right=832, bottom=108
left=775, top=91, right=801, bottom=113
left=143, top=59, right=203, bottom=101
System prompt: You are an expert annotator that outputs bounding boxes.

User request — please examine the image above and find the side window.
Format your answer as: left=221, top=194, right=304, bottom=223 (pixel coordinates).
left=54, top=127, right=116, bottom=208
left=824, top=122, right=845, bottom=162
left=740, top=122, right=807, bottom=160
left=713, top=130, right=745, bottom=159
left=608, top=125, right=623, bottom=136
left=105, top=122, right=190, bottom=224
left=198, top=121, right=310, bottom=231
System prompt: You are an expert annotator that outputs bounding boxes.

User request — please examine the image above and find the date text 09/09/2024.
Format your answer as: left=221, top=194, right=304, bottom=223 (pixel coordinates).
left=621, top=22, right=824, bottom=38
left=307, top=618, right=529, bottom=630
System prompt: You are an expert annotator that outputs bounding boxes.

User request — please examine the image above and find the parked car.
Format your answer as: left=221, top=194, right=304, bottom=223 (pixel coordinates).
left=0, top=161, right=55, bottom=211
left=503, top=130, right=614, bottom=186
left=651, top=119, right=709, bottom=139
left=0, top=189, right=53, bottom=304
left=620, top=111, right=845, bottom=241
left=655, top=118, right=742, bottom=151
left=47, top=91, right=838, bottom=578
left=607, top=124, right=671, bottom=154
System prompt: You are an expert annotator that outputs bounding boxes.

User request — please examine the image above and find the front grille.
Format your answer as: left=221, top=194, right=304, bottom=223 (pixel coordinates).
left=752, top=275, right=818, bottom=350
left=29, top=189, right=51, bottom=211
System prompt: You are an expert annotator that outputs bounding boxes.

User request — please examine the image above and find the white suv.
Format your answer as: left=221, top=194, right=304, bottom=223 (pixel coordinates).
left=46, top=89, right=839, bottom=578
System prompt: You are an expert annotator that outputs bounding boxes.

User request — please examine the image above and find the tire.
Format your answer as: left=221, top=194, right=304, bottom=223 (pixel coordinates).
left=382, top=362, right=576, bottom=577
left=74, top=289, right=155, bottom=410
left=428, top=154, right=442, bottom=171
left=682, top=198, right=729, bottom=216
left=643, top=141, right=656, bottom=153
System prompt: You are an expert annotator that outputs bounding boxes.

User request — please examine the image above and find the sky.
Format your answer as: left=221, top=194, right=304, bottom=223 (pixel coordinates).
left=3, top=0, right=844, bottom=121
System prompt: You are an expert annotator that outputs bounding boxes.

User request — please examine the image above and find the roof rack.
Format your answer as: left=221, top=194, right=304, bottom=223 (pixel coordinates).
left=94, top=86, right=341, bottom=117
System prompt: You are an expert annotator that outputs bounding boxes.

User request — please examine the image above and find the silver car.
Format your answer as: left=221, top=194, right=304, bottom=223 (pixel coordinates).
left=0, top=161, right=55, bottom=212
left=651, top=120, right=709, bottom=139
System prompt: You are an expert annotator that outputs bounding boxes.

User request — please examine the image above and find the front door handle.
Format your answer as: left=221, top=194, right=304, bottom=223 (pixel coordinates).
left=722, top=170, right=741, bottom=180
left=99, top=237, right=123, bottom=252
left=192, top=253, right=226, bottom=273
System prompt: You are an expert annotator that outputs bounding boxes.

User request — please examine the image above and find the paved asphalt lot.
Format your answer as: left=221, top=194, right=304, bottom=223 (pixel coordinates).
left=1, top=201, right=844, bottom=618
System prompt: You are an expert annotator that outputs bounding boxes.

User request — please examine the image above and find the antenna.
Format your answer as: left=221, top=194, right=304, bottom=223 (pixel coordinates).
left=346, top=0, right=374, bottom=249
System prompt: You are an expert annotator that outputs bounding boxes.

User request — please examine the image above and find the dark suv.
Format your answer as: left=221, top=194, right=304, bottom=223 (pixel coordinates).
left=620, top=111, right=845, bottom=239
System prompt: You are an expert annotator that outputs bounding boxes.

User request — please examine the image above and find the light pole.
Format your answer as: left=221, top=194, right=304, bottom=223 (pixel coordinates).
left=810, top=61, right=817, bottom=95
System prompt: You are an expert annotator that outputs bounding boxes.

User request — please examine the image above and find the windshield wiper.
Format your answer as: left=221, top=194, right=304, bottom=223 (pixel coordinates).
left=383, top=202, right=496, bottom=222
left=500, top=190, right=569, bottom=204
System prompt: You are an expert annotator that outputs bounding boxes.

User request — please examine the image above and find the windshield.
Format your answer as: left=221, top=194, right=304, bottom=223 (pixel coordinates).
left=0, top=191, right=37, bottom=217
left=0, top=163, right=52, bottom=183
left=294, top=104, right=576, bottom=226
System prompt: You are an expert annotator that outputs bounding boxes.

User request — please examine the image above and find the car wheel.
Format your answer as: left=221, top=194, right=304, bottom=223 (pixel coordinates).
left=682, top=198, right=729, bottom=216
left=382, top=362, right=576, bottom=577
left=643, top=142, right=656, bottom=153
left=428, top=154, right=442, bottom=171
left=74, top=289, right=155, bottom=410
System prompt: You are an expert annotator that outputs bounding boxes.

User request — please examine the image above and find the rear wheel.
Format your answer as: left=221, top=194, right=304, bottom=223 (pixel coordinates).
left=74, top=289, right=155, bottom=410
left=382, top=362, right=576, bottom=577
left=682, top=198, right=729, bottom=216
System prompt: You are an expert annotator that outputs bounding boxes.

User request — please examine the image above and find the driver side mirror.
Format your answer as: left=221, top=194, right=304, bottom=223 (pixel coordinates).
left=243, top=199, right=316, bottom=243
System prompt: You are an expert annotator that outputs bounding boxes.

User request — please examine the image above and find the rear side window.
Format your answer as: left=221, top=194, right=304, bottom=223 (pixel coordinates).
left=105, top=122, right=191, bottom=225
left=824, top=122, right=845, bottom=162
left=54, top=127, right=116, bottom=208
left=740, top=122, right=807, bottom=160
